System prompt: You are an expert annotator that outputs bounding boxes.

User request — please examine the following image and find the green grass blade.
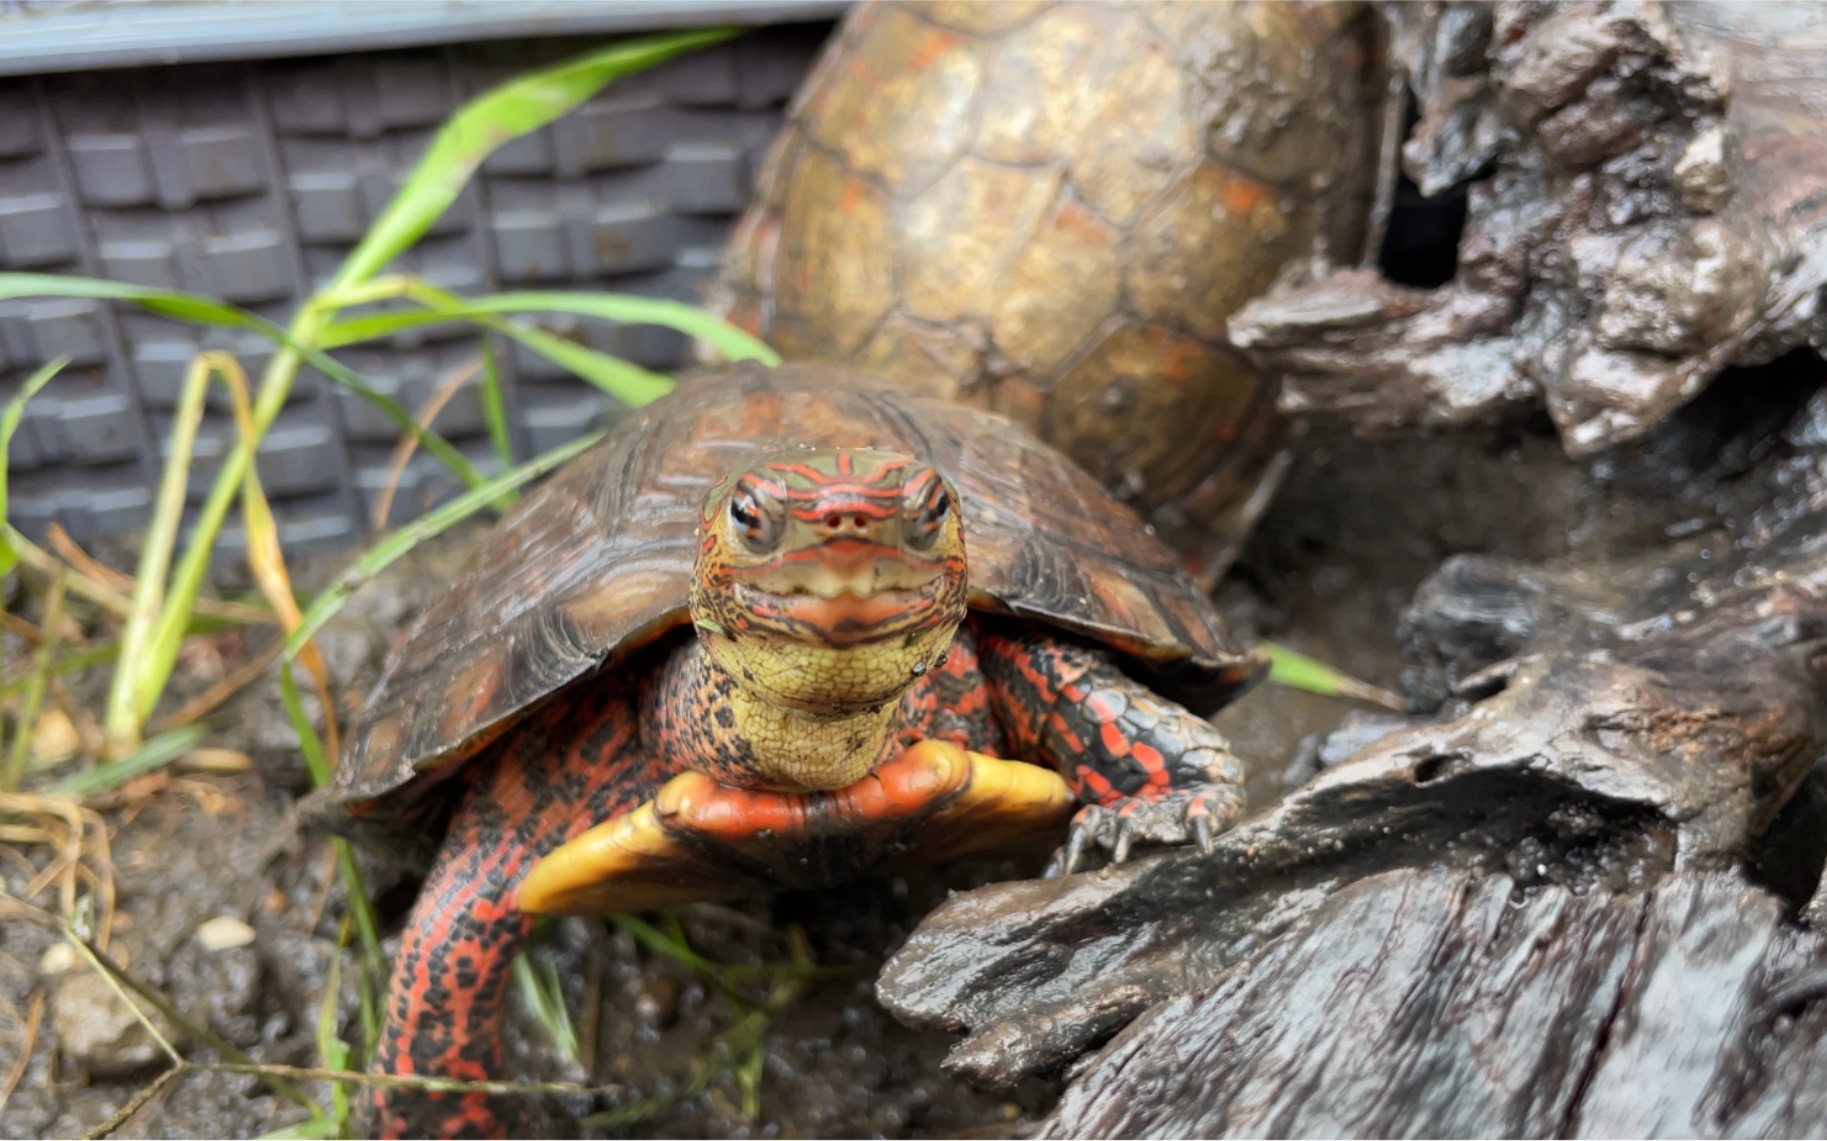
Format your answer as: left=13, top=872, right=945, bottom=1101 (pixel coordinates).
left=4, top=568, right=66, bottom=792
left=479, top=337, right=515, bottom=469
left=0, top=274, right=264, bottom=329
left=279, top=664, right=332, bottom=789
left=43, top=725, right=206, bottom=798
left=328, top=279, right=677, bottom=406
left=254, top=1117, right=341, bottom=1141
left=284, top=430, right=602, bottom=661
left=0, top=644, right=118, bottom=698
left=315, top=928, right=352, bottom=1129
left=1264, top=642, right=1402, bottom=710
left=335, top=838, right=388, bottom=997
left=304, top=354, right=485, bottom=489
left=0, top=356, right=68, bottom=577
left=279, top=661, right=388, bottom=1023
left=319, top=290, right=779, bottom=366
left=489, top=317, right=673, bottom=405
left=512, top=951, right=580, bottom=1067
left=0, top=275, right=483, bottom=488
left=330, top=28, right=739, bottom=292
left=108, top=353, right=212, bottom=742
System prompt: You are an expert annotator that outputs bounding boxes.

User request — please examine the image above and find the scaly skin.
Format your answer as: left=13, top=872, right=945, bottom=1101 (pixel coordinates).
left=370, top=621, right=1243, bottom=1137
left=367, top=450, right=1247, bottom=1137
left=979, top=626, right=1247, bottom=868
left=369, top=677, right=677, bottom=1139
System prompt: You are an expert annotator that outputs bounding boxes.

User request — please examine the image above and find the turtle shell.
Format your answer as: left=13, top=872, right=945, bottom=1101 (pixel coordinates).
left=703, top=0, right=1381, bottom=584
left=328, top=362, right=1263, bottom=814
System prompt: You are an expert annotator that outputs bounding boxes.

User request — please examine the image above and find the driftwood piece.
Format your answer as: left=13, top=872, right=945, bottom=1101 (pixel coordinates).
left=1042, top=868, right=1827, bottom=1138
left=877, top=393, right=1827, bottom=1133
left=877, top=577, right=1824, bottom=1086
left=1229, top=1, right=1827, bottom=456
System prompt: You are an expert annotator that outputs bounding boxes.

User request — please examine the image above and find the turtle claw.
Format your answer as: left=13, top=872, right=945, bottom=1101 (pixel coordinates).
left=1045, top=820, right=1093, bottom=878
left=1047, top=785, right=1243, bottom=874
left=1111, top=815, right=1138, bottom=864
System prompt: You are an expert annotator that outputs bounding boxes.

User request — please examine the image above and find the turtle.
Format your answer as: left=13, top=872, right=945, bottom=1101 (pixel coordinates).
left=317, top=362, right=1264, bottom=1138
left=704, top=0, right=1382, bottom=585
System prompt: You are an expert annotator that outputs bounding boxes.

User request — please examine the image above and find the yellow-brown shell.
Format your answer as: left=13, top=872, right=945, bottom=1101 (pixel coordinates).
left=329, top=363, right=1263, bottom=806
left=706, top=0, right=1381, bottom=583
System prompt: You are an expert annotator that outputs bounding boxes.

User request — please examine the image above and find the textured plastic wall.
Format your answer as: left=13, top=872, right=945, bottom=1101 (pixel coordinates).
left=0, top=25, right=829, bottom=556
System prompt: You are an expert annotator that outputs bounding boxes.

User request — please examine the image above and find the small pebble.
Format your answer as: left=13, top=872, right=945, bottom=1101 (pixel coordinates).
left=37, top=942, right=78, bottom=978
left=31, top=709, right=81, bottom=763
left=195, top=915, right=257, bottom=952
left=179, top=748, right=254, bottom=774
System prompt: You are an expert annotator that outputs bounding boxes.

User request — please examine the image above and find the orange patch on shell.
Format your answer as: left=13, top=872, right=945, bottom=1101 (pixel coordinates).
left=1220, top=176, right=1271, bottom=218
left=437, top=658, right=505, bottom=746
left=907, top=29, right=960, bottom=72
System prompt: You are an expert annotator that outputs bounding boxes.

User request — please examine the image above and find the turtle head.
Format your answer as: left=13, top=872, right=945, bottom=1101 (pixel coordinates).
left=690, top=448, right=968, bottom=716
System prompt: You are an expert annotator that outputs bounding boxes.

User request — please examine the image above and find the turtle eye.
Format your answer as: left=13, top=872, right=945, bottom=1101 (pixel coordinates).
left=905, top=479, right=953, bottom=549
left=728, top=489, right=775, bottom=552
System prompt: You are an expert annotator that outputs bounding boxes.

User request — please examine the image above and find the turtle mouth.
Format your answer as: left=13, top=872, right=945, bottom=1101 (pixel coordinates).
left=733, top=579, right=943, bottom=647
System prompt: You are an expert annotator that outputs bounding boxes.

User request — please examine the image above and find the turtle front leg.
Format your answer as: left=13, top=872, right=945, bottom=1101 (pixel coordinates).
left=368, top=685, right=673, bottom=1139
left=979, top=627, right=1247, bottom=873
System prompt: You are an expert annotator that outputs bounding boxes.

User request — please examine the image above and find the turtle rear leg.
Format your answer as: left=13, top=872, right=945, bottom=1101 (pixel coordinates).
left=978, top=626, right=1247, bottom=873
left=368, top=683, right=674, bottom=1139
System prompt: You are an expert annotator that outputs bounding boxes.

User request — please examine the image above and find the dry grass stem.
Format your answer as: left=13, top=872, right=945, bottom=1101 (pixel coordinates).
left=372, top=355, right=482, bottom=530
left=47, top=524, right=276, bottom=627
left=220, top=356, right=343, bottom=765
left=5, top=567, right=67, bottom=790
left=0, top=791, right=115, bottom=950
left=147, top=637, right=284, bottom=736
left=0, top=985, right=44, bottom=1116
left=1, top=610, right=48, bottom=645
left=81, top=1060, right=180, bottom=1141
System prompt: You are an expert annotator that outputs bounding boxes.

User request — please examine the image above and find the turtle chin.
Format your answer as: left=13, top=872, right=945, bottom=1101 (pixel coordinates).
left=699, top=609, right=961, bottom=718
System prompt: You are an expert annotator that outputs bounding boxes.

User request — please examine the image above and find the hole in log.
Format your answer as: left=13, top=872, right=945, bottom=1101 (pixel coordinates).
left=1412, top=754, right=1455, bottom=784
left=1378, top=91, right=1467, bottom=289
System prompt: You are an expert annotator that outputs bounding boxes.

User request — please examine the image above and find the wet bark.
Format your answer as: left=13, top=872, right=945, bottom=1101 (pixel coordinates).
left=1229, top=1, right=1827, bottom=457
left=877, top=371, right=1827, bottom=1136
left=1042, top=868, right=1827, bottom=1138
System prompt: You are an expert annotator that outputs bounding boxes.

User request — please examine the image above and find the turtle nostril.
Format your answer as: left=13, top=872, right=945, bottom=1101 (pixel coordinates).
left=853, top=514, right=869, bottom=529
left=824, top=513, right=841, bottom=530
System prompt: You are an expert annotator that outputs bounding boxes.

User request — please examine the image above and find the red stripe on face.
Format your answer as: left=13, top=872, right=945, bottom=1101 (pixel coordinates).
left=741, top=475, right=788, bottom=501
left=787, top=500, right=901, bottom=524
left=764, top=455, right=911, bottom=485
left=764, top=538, right=919, bottom=567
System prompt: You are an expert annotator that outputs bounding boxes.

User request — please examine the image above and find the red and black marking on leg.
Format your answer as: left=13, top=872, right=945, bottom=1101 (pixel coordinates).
left=979, top=624, right=1246, bottom=865
left=369, top=676, right=679, bottom=1140
left=893, top=622, right=1005, bottom=756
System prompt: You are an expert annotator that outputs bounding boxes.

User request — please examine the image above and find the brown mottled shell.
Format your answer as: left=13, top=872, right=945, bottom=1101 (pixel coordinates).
left=705, top=0, right=1381, bottom=584
left=329, top=363, right=1263, bottom=810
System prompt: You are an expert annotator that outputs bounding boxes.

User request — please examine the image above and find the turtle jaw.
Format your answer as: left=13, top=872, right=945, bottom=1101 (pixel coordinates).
left=696, top=599, right=964, bottom=718
left=696, top=532, right=968, bottom=716
left=729, top=579, right=943, bottom=650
